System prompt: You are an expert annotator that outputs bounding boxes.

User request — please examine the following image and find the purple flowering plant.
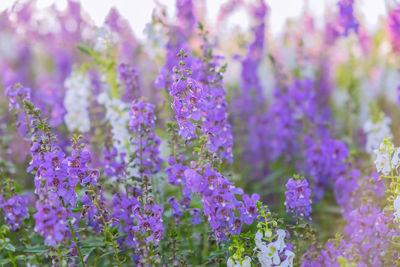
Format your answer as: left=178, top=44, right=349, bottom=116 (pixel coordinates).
left=2, top=0, right=400, bottom=266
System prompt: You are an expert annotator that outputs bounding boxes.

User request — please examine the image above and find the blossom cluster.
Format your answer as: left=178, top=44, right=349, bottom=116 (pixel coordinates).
left=284, top=176, right=312, bottom=219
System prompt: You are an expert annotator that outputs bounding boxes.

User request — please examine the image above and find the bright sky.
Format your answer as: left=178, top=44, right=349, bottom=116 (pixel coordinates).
left=0, top=0, right=388, bottom=39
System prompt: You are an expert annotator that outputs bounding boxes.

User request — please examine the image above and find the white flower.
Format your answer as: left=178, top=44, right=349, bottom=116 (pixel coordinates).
left=63, top=71, right=91, bottom=133
left=273, top=229, right=287, bottom=252
left=255, top=231, right=266, bottom=248
left=257, top=242, right=281, bottom=267
left=254, top=229, right=294, bottom=267
left=374, top=150, right=391, bottom=175
left=242, top=257, right=251, bottom=267
left=97, top=92, right=130, bottom=151
left=227, top=256, right=251, bottom=267
left=392, top=148, right=400, bottom=168
left=363, top=116, right=392, bottom=154
left=227, top=257, right=235, bottom=267
left=280, top=250, right=295, bottom=267
left=94, top=26, right=117, bottom=52
left=394, top=196, right=400, bottom=223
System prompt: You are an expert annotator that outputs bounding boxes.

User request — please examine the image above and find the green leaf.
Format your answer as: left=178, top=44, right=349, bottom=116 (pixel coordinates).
left=391, top=241, right=400, bottom=248
left=0, top=258, right=10, bottom=265
left=15, top=255, right=26, bottom=261
left=5, top=243, right=15, bottom=252
left=0, top=225, right=10, bottom=234
left=113, top=232, right=126, bottom=241
left=82, top=247, right=96, bottom=262
left=81, top=241, right=105, bottom=248
left=77, top=44, right=91, bottom=55
left=73, top=227, right=86, bottom=233
left=23, top=246, right=47, bottom=253
left=98, top=251, right=114, bottom=259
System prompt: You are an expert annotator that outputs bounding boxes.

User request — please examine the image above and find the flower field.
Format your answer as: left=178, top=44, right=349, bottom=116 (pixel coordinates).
left=0, top=0, right=400, bottom=266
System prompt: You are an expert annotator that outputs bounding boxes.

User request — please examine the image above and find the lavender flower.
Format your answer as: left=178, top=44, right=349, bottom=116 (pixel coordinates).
left=5, top=84, right=31, bottom=111
left=33, top=194, right=68, bottom=246
left=67, top=139, right=99, bottom=187
left=103, top=146, right=127, bottom=180
left=112, top=191, right=164, bottom=247
left=284, top=177, right=312, bottom=219
left=0, top=195, right=29, bottom=230
left=81, top=190, right=106, bottom=232
left=170, top=76, right=204, bottom=139
left=118, top=63, right=141, bottom=101
left=129, top=99, right=162, bottom=176
left=303, top=133, right=348, bottom=201
left=387, top=7, right=400, bottom=52
left=337, top=0, right=359, bottom=36
left=183, top=164, right=258, bottom=242
left=168, top=196, right=183, bottom=226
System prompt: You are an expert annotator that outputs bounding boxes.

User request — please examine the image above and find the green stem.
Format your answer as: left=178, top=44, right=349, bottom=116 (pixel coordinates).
left=108, top=64, right=119, bottom=99
left=92, top=189, right=121, bottom=267
left=1, top=233, right=16, bottom=267
left=57, top=247, right=63, bottom=267
left=61, top=200, right=85, bottom=267
left=187, top=223, right=196, bottom=264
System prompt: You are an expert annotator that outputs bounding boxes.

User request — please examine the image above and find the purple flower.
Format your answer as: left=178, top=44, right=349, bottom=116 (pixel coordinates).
left=165, top=162, right=188, bottom=186
left=182, top=164, right=255, bottom=242
left=168, top=197, right=183, bottom=226
left=170, top=77, right=204, bottom=139
left=0, top=195, right=29, bottom=230
left=170, top=50, right=234, bottom=161
left=190, top=208, right=201, bottom=225
left=33, top=194, right=68, bottom=246
left=284, top=177, right=312, bottom=219
left=176, top=0, right=196, bottom=33
left=129, top=99, right=162, bottom=176
left=241, top=193, right=260, bottom=224
left=112, top=190, right=164, bottom=248
left=103, top=146, right=127, bottom=180
left=67, top=141, right=99, bottom=187
left=118, top=63, right=140, bottom=101
left=5, top=84, right=31, bottom=111
left=303, top=133, right=348, bottom=201
left=82, top=191, right=107, bottom=232
left=337, top=0, right=359, bottom=36
left=387, top=7, right=400, bottom=52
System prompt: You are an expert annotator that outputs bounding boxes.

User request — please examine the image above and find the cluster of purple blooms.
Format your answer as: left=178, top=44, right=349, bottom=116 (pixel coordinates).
left=81, top=190, right=107, bottom=233
left=103, top=146, right=128, bottom=180
left=235, top=0, right=267, bottom=171
left=182, top=163, right=259, bottom=241
left=386, top=7, right=400, bottom=53
left=154, top=0, right=195, bottom=92
left=325, top=0, right=359, bottom=42
left=303, top=132, right=348, bottom=201
left=239, top=0, right=267, bottom=113
left=34, top=194, right=68, bottom=246
left=170, top=49, right=234, bottom=161
left=97, top=97, right=166, bottom=261
left=28, top=140, right=71, bottom=245
left=129, top=99, right=162, bottom=176
left=5, top=84, right=31, bottom=111
left=303, top=204, right=397, bottom=266
left=337, top=0, right=359, bottom=36
left=113, top=192, right=164, bottom=248
left=170, top=75, right=204, bottom=139
left=0, top=195, right=29, bottom=230
left=284, top=177, right=312, bottom=219
left=118, top=63, right=141, bottom=101
left=191, top=42, right=234, bottom=161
